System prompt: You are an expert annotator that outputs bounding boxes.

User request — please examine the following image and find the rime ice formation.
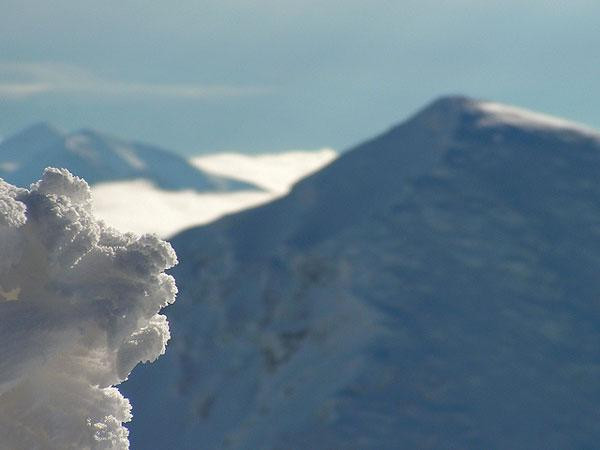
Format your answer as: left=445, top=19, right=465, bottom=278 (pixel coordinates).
left=0, top=168, right=177, bottom=449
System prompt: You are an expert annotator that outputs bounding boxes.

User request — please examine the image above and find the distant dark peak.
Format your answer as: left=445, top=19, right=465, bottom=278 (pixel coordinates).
left=67, top=129, right=119, bottom=148
left=402, top=95, right=600, bottom=141
left=71, top=128, right=92, bottom=135
left=14, top=122, right=64, bottom=141
left=387, top=95, right=482, bottom=140
left=0, top=122, right=64, bottom=156
left=423, top=94, right=478, bottom=111
left=23, top=121, right=62, bottom=133
left=70, top=128, right=105, bottom=139
left=409, top=95, right=481, bottom=122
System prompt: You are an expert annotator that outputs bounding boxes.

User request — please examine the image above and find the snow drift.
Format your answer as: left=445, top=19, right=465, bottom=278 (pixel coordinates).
left=0, top=168, right=177, bottom=449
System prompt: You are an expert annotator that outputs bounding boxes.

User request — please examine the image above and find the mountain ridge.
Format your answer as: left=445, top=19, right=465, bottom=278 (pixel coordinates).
left=0, top=124, right=259, bottom=191
left=124, top=95, right=600, bottom=449
left=174, top=95, right=600, bottom=259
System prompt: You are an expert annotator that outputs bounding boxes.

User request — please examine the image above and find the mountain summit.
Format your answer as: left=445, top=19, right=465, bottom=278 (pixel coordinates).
left=0, top=125, right=258, bottom=191
left=124, top=96, right=600, bottom=449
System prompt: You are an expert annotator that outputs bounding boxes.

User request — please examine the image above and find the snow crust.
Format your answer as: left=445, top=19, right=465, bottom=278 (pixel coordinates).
left=0, top=168, right=177, bottom=449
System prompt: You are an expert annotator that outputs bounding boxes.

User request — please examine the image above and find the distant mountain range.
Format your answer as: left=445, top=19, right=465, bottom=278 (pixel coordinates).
left=0, top=123, right=257, bottom=191
left=124, top=96, right=600, bottom=449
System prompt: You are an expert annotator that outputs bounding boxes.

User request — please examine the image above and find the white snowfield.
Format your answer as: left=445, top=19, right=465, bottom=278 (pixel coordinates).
left=474, top=100, right=600, bottom=138
left=0, top=168, right=177, bottom=450
left=91, top=149, right=337, bottom=237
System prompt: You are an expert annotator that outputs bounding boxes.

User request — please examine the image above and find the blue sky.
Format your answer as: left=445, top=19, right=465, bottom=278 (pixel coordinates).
left=2, top=0, right=600, bottom=155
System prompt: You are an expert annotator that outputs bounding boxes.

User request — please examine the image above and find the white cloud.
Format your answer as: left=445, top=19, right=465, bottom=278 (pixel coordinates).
left=0, top=61, right=269, bottom=99
left=91, top=149, right=338, bottom=237
left=192, top=148, right=337, bottom=193
left=0, top=168, right=177, bottom=449
left=0, top=82, right=52, bottom=98
left=92, top=180, right=275, bottom=237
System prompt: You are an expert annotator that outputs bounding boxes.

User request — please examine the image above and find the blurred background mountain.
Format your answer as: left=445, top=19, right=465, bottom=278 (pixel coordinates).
left=123, top=96, right=600, bottom=449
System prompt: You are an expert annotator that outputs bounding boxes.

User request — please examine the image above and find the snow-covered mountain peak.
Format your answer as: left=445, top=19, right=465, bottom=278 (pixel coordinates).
left=392, top=95, right=474, bottom=137
left=411, top=94, right=474, bottom=116
left=414, top=95, right=600, bottom=140
left=14, top=121, right=64, bottom=140
left=0, top=123, right=259, bottom=191
left=123, top=96, right=600, bottom=449
left=473, top=100, right=600, bottom=137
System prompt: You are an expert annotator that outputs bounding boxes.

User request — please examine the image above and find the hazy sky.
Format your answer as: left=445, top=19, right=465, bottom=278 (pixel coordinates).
left=2, top=0, right=600, bottom=155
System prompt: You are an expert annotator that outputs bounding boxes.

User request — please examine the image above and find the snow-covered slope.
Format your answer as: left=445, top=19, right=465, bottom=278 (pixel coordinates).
left=123, top=96, right=600, bottom=449
left=0, top=124, right=256, bottom=191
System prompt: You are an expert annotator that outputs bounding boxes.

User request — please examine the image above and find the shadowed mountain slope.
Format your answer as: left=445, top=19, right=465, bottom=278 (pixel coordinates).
left=124, top=96, right=600, bottom=449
